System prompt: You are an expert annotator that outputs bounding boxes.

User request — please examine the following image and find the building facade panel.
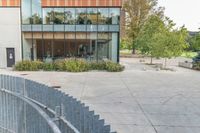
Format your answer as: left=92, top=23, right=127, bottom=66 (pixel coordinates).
left=0, top=8, right=21, bottom=68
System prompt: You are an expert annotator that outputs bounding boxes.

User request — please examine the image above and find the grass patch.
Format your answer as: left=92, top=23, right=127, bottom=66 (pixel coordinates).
left=120, top=49, right=132, bottom=55
left=181, top=51, right=198, bottom=58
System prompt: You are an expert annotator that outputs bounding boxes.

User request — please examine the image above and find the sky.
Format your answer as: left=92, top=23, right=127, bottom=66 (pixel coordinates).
left=158, top=0, right=200, bottom=31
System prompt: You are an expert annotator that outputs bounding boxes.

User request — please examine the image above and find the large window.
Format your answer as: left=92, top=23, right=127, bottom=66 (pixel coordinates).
left=22, top=7, right=121, bottom=25
left=109, top=8, right=120, bottom=24
left=87, top=8, right=98, bottom=24
left=43, top=8, right=54, bottom=24
left=54, top=8, right=65, bottom=24
left=44, top=40, right=53, bottom=58
left=87, top=33, right=97, bottom=61
left=32, top=0, right=42, bottom=24
left=98, top=8, right=109, bottom=24
left=65, top=33, right=76, bottom=57
left=22, top=0, right=32, bottom=24
left=76, top=8, right=87, bottom=24
left=64, top=8, right=76, bottom=24
left=97, top=33, right=110, bottom=60
left=22, top=7, right=120, bottom=62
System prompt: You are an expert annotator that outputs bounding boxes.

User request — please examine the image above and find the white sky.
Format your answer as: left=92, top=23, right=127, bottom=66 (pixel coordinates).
left=158, top=0, right=200, bottom=31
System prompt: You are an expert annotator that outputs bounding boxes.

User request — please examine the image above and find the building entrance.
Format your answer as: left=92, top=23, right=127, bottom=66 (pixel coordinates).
left=6, top=48, right=15, bottom=67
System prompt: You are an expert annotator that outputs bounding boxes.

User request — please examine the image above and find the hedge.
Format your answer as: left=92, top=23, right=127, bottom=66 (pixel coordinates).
left=14, top=59, right=124, bottom=72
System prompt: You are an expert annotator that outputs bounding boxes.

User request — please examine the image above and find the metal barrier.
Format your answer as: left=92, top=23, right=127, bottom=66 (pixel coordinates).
left=0, top=75, right=115, bottom=133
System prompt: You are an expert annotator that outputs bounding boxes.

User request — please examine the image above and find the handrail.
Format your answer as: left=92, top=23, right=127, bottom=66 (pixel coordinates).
left=0, top=88, right=62, bottom=133
left=0, top=125, right=15, bottom=133
left=25, top=96, right=80, bottom=133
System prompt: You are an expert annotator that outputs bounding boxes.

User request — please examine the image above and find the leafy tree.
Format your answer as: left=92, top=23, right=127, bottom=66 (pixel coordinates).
left=151, top=19, right=189, bottom=68
left=136, top=15, right=165, bottom=63
left=189, top=32, right=200, bottom=51
left=120, top=37, right=132, bottom=50
left=32, top=14, right=42, bottom=24
left=123, top=0, right=164, bottom=54
left=136, top=16, right=189, bottom=67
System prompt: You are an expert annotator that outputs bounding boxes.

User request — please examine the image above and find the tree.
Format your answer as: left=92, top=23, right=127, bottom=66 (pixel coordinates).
left=120, top=37, right=132, bottom=50
left=136, top=15, right=165, bottom=63
left=189, top=32, right=200, bottom=51
left=136, top=16, right=189, bottom=67
left=32, top=14, right=42, bottom=24
left=123, top=0, right=164, bottom=54
left=151, top=19, right=189, bottom=68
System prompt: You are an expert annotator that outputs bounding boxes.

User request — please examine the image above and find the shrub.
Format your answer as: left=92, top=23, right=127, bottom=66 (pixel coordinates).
left=14, top=59, right=125, bottom=72
left=53, top=60, right=65, bottom=71
left=89, top=61, right=107, bottom=70
left=63, top=58, right=90, bottom=72
left=105, top=61, right=125, bottom=72
left=42, top=62, right=55, bottom=71
left=193, top=62, right=200, bottom=70
left=15, top=60, right=43, bottom=71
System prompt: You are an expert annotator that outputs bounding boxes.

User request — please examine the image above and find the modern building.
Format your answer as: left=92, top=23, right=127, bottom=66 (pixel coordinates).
left=0, top=0, right=122, bottom=68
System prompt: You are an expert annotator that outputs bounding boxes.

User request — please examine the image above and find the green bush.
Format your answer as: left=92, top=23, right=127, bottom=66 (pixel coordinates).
left=193, top=62, right=200, bottom=70
left=63, top=59, right=90, bottom=72
left=14, top=59, right=125, bottom=72
left=105, top=61, right=125, bottom=72
left=54, top=60, right=65, bottom=71
left=14, top=60, right=43, bottom=71
left=89, top=61, right=107, bottom=70
left=42, top=62, right=56, bottom=71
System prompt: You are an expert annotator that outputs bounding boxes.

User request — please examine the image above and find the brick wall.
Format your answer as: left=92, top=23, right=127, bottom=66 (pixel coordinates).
left=41, top=0, right=122, bottom=7
left=0, top=0, right=20, bottom=7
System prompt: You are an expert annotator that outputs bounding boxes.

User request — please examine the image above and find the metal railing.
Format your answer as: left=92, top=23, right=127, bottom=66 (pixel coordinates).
left=0, top=75, right=116, bottom=133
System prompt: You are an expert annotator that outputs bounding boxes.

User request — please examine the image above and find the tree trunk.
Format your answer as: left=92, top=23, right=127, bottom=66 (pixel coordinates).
left=164, top=58, right=167, bottom=68
left=132, top=48, right=136, bottom=54
left=150, top=56, right=153, bottom=64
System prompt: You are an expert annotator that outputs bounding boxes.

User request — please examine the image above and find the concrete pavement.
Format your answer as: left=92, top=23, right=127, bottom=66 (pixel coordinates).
left=1, top=57, right=200, bottom=133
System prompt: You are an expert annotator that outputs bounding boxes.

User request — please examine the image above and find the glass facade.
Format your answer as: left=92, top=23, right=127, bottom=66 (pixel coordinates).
left=21, top=0, right=120, bottom=62
left=32, top=0, right=42, bottom=24
left=43, top=8, right=54, bottom=24
left=64, top=8, right=76, bottom=24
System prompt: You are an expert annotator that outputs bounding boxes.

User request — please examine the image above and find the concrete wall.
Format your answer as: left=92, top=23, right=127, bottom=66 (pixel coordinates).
left=0, top=8, right=21, bottom=68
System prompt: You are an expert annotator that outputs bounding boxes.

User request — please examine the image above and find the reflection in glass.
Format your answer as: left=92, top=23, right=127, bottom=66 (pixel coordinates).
left=87, top=8, right=98, bottom=24
left=98, top=8, right=109, bottom=24
left=36, top=40, right=43, bottom=60
left=65, top=8, right=76, bottom=24
left=97, top=33, right=110, bottom=60
left=76, top=33, right=89, bottom=58
left=87, top=33, right=97, bottom=61
left=76, top=8, right=87, bottom=24
left=54, top=8, right=65, bottom=24
left=65, top=33, right=76, bottom=57
left=44, top=40, right=53, bottom=62
left=22, top=0, right=32, bottom=24
left=109, top=8, right=120, bottom=24
left=32, top=0, right=42, bottom=24
left=54, top=40, right=65, bottom=59
left=21, top=7, right=120, bottom=62
left=43, top=8, right=54, bottom=24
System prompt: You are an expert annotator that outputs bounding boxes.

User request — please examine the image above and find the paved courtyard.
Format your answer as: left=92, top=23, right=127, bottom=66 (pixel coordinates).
left=1, top=57, right=200, bottom=133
